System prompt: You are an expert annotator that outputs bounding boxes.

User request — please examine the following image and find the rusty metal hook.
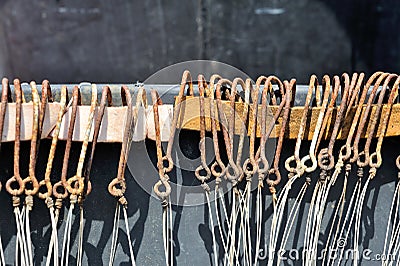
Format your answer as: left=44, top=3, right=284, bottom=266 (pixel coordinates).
left=215, top=79, right=240, bottom=183
left=162, top=70, right=194, bottom=174
left=6, top=79, right=25, bottom=196
left=342, top=71, right=383, bottom=162
left=151, top=89, right=172, bottom=202
left=232, top=77, right=252, bottom=182
left=301, top=75, right=331, bottom=173
left=108, top=86, right=133, bottom=203
left=367, top=74, right=400, bottom=170
left=351, top=72, right=389, bottom=164
left=266, top=78, right=295, bottom=188
left=318, top=75, right=350, bottom=171
left=208, top=74, right=227, bottom=180
left=195, top=74, right=212, bottom=183
left=65, top=84, right=97, bottom=196
left=285, top=75, right=318, bottom=176
left=38, top=85, right=68, bottom=200
left=257, top=76, right=285, bottom=177
left=53, top=85, right=80, bottom=200
left=22, top=81, right=41, bottom=196
left=83, top=85, right=113, bottom=198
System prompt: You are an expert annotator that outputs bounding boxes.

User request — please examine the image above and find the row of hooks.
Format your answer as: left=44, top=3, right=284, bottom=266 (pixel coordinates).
left=0, top=78, right=147, bottom=265
left=150, top=70, right=400, bottom=265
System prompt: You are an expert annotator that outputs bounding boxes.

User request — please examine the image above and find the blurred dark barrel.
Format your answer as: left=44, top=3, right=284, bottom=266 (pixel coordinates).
left=0, top=0, right=399, bottom=83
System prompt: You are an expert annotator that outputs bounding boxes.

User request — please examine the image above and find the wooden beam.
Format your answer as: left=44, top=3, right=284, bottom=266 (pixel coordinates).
left=175, top=96, right=400, bottom=140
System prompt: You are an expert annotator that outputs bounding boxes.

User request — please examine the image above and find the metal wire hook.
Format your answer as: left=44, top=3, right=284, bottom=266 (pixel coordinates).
left=368, top=75, right=400, bottom=169
left=162, top=70, right=194, bottom=174
left=258, top=76, right=284, bottom=176
left=351, top=72, right=389, bottom=164
left=301, top=75, right=331, bottom=173
left=343, top=71, right=383, bottom=162
left=22, top=81, right=41, bottom=196
left=195, top=74, right=212, bottom=183
left=318, top=75, right=351, bottom=170
left=6, top=79, right=25, bottom=196
left=53, top=85, right=80, bottom=200
left=284, top=75, right=317, bottom=175
left=215, top=79, right=240, bottom=182
left=83, top=85, right=113, bottom=198
left=231, top=77, right=252, bottom=182
left=38, top=85, right=68, bottom=200
left=108, top=86, right=134, bottom=201
left=208, top=74, right=227, bottom=179
left=151, top=89, right=172, bottom=201
left=266, top=79, right=295, bottom=188
left=65, top=84, right=97, bottom=196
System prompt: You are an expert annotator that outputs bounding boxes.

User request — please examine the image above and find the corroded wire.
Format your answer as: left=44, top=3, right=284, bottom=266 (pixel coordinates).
left=368, top=74, right=400, bottom=170
left=52, top=86, right=80, bottom=201
left=343, top=71, right=384, bottom=161
left=65, top=84, right=98, bottom=196
left=151, top=89, right=172, bottom=203
left=83, top=86, right=113, bottom=198
left=207, top=74, right=227, bottom=180
left=195, top=75, right=212, bottom=183
left=266, top=78, right=295, bottom=188
left=257, top=76, right=284, bottom=179
left=162, top=70, right=194, bottom=174
left=284, top=75, right=318, bottom=176
left=215, top=78, right=240, bottom=181
left=6, top=79, right=25, bottom=196
left=22, top=81, right=40, bottom=197
left=108, top=86, right=133, bottom=203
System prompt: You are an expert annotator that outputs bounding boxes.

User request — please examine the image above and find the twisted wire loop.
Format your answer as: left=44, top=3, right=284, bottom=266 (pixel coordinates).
left=322, top=74, right=369, bottom=263
left=162, top=70, right=194, bottom=176
left=254, top=78, right=292, bottom=266
left=300, top=75, right=331, bottom=174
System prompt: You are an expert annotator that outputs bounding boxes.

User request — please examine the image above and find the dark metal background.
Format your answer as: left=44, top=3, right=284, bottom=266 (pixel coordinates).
left=0, top=0, right=399, bottom=83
